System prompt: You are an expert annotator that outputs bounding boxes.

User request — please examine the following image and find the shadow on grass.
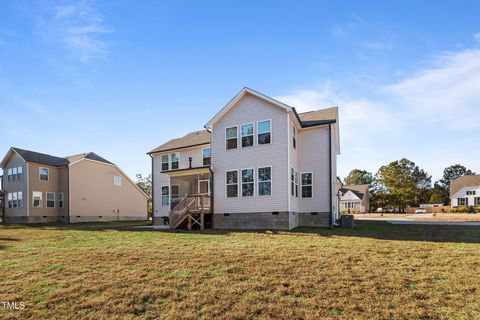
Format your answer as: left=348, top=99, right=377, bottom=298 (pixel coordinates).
left=2, top=220, right=479, bottom=244
left=295, top=221, right=480, bottom=244
left=0, top=236, right=20, bottom=250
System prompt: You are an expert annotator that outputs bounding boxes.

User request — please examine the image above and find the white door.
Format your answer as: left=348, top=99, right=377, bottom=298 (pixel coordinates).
left=198, top=180, right=210, bottom=195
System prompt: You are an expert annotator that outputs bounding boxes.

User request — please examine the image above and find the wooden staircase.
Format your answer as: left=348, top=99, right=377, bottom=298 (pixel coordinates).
left=170, top=194, right=211, bottom=230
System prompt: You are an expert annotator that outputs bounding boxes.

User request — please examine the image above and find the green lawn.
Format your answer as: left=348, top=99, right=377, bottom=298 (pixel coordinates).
left=1, top=221, right=479, bottom=319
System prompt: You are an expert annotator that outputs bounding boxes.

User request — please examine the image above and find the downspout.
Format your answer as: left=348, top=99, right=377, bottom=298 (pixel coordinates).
left=328, top=124, right=333, bottom=229
left=67, top=165, right=71, bottom=223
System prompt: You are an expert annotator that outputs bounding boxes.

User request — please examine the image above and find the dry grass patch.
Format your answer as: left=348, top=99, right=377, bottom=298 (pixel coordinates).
left=1, top=221, right=480, bottom=319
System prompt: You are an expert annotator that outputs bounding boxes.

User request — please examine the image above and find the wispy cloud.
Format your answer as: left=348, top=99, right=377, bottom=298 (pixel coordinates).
left=36, top=1, right=112, bottom=62
left=276, top=43, right=480, bottom=180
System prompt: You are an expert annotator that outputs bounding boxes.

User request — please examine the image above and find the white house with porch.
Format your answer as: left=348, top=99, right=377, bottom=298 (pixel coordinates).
left=148, top=87, right=340, bottom=230
left=450, top=175, right=480, bottom=207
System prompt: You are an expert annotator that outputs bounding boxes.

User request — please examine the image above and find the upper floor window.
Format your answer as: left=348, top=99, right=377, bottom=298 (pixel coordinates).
left=242, top=168, right=254, bottom=197
left=171, top=153, right=179, bottom=170
left=114, top=176, right=123, bottom=186
left=161, top=155, right=169, bottom=171
left=226, top=170, right=239, bottom=198
left=39, top=167, right=49, bottom=181
left=258, top=167, right=272, bottom=196
left=33, top=191, right=43, bottom=208
left=202, top=147, right=211, bottom=166
left=257, top=120, right=271, bottom=145
left=241, top=123, right=254, bottom=148
left=6, top=166, right=23, bottom=181
left=46, top=192, right=55, bottom=208
left=58, top=193, right=64, bottom=208
left=292, top=125, right=297, bottom=149
left=301, top=172, right=313, bottom=198
left=226, top=126, right=238, bottom=150
left=466, top=190, right=476, bottom=195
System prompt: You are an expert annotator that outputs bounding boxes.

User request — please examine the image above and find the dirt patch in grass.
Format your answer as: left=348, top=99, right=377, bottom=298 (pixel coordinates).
left=0, top=222, right=479, bottom=319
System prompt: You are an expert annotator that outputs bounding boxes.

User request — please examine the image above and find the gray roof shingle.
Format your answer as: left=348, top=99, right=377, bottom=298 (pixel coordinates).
left=12, top=147, right=70, bottom=167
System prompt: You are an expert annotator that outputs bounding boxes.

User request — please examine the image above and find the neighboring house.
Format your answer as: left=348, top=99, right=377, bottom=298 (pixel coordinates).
left=339, top=184, right=370, bottom=213
left=148, top=87, right=340, bottom=230
left=419, top=203, right=444, bottom=209
left=1, top=147, right=149, bottom=224
left=450, top=175, right=480, bottom=207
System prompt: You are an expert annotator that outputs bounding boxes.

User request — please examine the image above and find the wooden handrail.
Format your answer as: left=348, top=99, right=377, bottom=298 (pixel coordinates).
left=169, top=194, right=211, bottom=229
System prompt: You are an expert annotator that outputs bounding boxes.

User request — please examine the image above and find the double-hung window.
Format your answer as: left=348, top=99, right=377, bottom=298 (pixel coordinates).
left=458, top=198, right=468, bottom=206
left=475, top=197, right=480, bottom=206
left=202, top=147, right=211, bottom=166
left=292, top=125, right=297, bottom=149
left=7, top=193, right=12, bottom=208
left=7, top=168, right=12, bottom=181
left=241, top=124, right=254, bottom=148
left=17, top=166, right=23, bottom=180
left=58, top=193, right=64, bottom=208
left=301, top=173, right=313, bottom=198
left=12, top=167, right=18, bottom=181
left=12, top=192, right=17, bottom=208
left=161, top=155, right=169, bottom=171
left=17, top=191, right=23, bottom=208
left=241, top=168, right=254, bottom=197
left=46, top=192, right=55, bottom=208
left=295, top=171, right=299, bottom=197
left=226, top=126, right=238, bottom=150
left=257, top=120, right=271, bottom=145
left=171, top=153, right=179, bottom=170
left=258, top=167, right=272, bottom=196
left=33, top=191, right=43, bottom=208
left=226, top=170, right=239, bottom=198
left=467, top=190, right=476, bottom=195
left=39, top=167, right=49, bottom=181
left=161, top=186, right=169, bottom=206
left=290, top=167, right=295, bottom=196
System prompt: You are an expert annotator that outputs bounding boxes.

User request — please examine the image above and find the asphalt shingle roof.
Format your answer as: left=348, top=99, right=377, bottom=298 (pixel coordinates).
left=148, top=130, right=210, bottom=154
left=12, top=147, right=70, bottom=167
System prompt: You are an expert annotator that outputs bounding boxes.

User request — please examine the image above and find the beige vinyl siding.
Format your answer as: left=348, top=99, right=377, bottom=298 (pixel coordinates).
left=297, top=125, right=331, bottom=213
left=3, top=153, right=28, bottom=217
left=212, top=93, right=289, bottom=214
left=153, top=144, right=210, bottom=172
left=58, top=167, right=69, bottom=217
left=69, top=160, right=147, bottom=220
left=28, top=162, right=63, bottom=218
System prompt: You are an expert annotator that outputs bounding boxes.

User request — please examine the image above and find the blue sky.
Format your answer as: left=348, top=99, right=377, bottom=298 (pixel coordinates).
left=1, top=0, right=479, bottom=182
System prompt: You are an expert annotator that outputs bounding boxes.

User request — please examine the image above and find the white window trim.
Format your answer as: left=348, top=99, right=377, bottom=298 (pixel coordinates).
left=290, top=166, right=295, bottom=197
left=225, top=169, right=239, bottom=198
left=58, top=192, right=64, bottom=208
left=46, top=192, right=56, bottom=208
left=161, top=185, right=170, bottom=206
left=300, top=172, right=313, bottom=199
left=295, top=170, right=299, bottom=198
left=241, top=122, right=255, bottom=148
left=257, top=119, right=272, bottom=146
left=225, top=125, right=239, bottom=150
left=170, top=152, right=180, bottom=169
left=32, top=191, right=43, bottom=208
left=161, top=154, right=169, bottom=171
left=39, top=167, right=49, bottom=181
left=202, top=147, right=211, bottom=166
left=114, top=175, right=123, bottom=186
left=257, top=166, right=272, bottom=196
left=241, top=167, right=255, bottom=197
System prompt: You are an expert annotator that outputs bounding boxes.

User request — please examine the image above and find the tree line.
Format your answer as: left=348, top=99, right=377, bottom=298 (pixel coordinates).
left=342, top=160, right=476, bottom=212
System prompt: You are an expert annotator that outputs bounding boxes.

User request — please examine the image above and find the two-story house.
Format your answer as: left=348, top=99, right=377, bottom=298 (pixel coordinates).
left=450, top=175, right=480, bottom=207
left=149, top=88, right=340, bottom=230
left=1, top=147, right=149, bottom=223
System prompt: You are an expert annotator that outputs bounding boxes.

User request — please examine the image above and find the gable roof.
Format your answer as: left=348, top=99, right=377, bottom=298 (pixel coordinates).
left=340, top=184, right=369, bottom=200
left=66, top=152, right=114, bottom=165
left=298, top=107, right=338, bottom=127
left=148, top=130, right=210, bottom=154
left=450, top=175, right=480, bottom=197
left=3, top=147, right=70, bottom=167
left=205, top=87, right=338, bottom=130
